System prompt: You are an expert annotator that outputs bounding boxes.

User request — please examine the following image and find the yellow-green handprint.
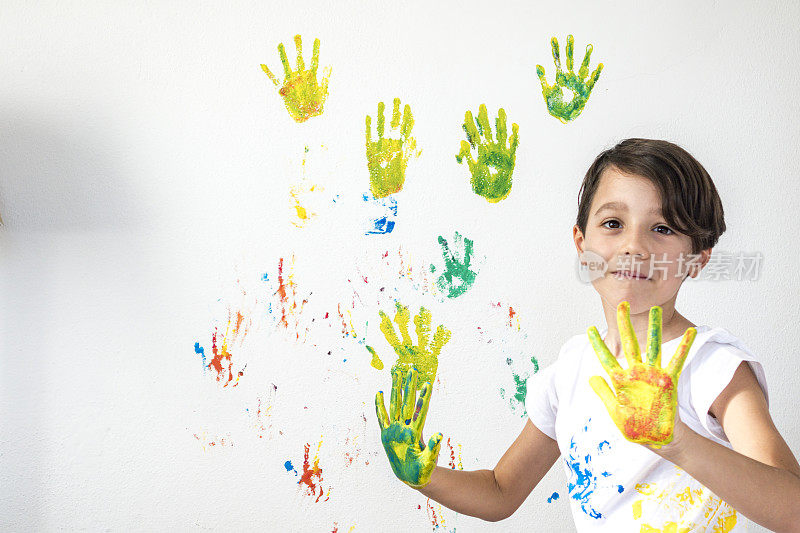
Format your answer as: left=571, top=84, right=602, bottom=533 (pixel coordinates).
left=456, top=104, right=519, bottom=203
left=366, top=98, right=419, bottom=199
left=366, top=302, right=451, bottom=386
left=587, top=301, right=696, bottom=449
left=261, top=35, right=331, bottom=123
left=536, top=34, right=603, bottom=123
left=375, top=366, right=443, bottom=488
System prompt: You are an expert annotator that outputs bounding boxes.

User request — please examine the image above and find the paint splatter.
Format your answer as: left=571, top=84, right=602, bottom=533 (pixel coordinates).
left=247, top=383, right=278, bottom=440
left=271, top=255, right=310, bottom=342
left=366, top=98, right=420, bottom=198
left=193, top=430, right=234, bottom=451
left=548, top=492, right=560, bottom=503
left=205, top=307, right=250, bottom=387
left=536, top=34, right=603, bottom=123
left=284, top=460, right=298, bottom=476
left=456, top=104, right=519, bottom=203
left=362, top=192, right=397, bottom=235
left=343, top=412, right=370, bottom=467
left=444, top=438, right=464, bottom=470
left=632, top=466, right=737, bottom=532
left=430, top=231, right=479, bottom=298
left=261, top=35, right=331, bottom=122
left=288, top=145, right=338, bottom=228
left=194, top=342, right=206, bottom=368
left=295, top=439, right=331, bottom=503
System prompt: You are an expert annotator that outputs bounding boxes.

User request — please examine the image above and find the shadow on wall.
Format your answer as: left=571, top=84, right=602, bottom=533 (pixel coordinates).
left=0, top=110, right=145, bottom=528
left=0, top=111, right=144, bottom=231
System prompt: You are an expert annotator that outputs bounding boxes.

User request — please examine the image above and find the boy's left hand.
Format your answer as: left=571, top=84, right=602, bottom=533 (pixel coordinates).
left=586, top=301, right=697, bottom=449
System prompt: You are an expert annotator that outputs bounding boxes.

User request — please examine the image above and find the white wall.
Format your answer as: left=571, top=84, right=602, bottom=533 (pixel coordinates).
left=1, top=1, right=798, bottom=531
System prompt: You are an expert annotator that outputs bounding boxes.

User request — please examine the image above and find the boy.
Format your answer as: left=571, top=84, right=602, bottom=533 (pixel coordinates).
left=374, top=139, right=800, bottom=531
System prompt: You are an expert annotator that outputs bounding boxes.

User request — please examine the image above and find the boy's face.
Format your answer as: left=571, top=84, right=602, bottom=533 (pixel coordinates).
left=573, top=166, right=710, bottom=315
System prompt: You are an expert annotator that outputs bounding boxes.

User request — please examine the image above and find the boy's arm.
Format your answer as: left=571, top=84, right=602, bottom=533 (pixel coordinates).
left=654, top=361, right=800, bottom=532
left=417, top=419, right=560, bottom=522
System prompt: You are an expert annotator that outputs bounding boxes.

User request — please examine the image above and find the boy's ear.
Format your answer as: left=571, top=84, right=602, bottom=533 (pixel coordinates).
left=573, top=225, right=585, bottom=257
left=686, top=248, right=713, bottom=279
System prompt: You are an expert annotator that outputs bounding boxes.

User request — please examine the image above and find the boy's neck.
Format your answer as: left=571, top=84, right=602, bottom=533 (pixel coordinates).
left=602, top=307, right=696, bottom=360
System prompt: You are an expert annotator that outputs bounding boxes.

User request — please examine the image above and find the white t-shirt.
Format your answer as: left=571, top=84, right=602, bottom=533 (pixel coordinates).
left=525, top=325, right=769, bottom=532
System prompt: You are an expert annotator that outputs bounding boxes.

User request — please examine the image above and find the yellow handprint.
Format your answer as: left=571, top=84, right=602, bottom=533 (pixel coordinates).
left=587, top=301, right=696, bottom=449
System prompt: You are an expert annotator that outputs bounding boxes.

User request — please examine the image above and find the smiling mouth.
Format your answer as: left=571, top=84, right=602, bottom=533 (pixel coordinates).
left=613, top=271, right=650, bottom=281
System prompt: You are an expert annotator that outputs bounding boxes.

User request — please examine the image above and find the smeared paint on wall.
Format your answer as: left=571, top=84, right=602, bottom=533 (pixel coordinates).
left=272, top=255, right=310, bottom=342
left=444, top=437, right=464, bottom=471
left=366, top=98, right=419, bottom=198
left=430, top=231, right=479, bottom=298
left=295, top=439, right=331, bottom=503
left=456, top=104, right=519, bottom=203
left=362, top=192, right=398, bottom=235
left=536, top=34, right=603, bottom=123
left=289, top=145, right=338, bottom=228
left=261, top=35, right=331, bottom=122
left=204, top=307, right=250, bottom=387
left=368, top=301, right=451, bottom=387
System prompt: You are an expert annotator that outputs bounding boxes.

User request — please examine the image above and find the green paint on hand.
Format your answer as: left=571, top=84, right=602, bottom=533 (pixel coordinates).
left=366, top=98, right=419, bottom=198
left=261, top=35, right=331, bottom=122
left=431, top=231, right=478, bottom=298
left=456, top=104, right=519, bottom=203
left=536, top=34, right=603, bottom=123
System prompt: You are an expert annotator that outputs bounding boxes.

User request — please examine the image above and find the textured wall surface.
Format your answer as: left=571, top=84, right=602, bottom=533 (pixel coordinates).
left=1, top=1, right=798, bottom=531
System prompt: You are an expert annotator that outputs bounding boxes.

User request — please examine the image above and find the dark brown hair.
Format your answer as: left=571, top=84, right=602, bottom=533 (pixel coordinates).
left=576, top=138, right=726, bottom=254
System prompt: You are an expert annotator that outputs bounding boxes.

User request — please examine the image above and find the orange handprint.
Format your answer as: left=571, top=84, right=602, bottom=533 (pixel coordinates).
left=586, top=302, right=696, bottom=449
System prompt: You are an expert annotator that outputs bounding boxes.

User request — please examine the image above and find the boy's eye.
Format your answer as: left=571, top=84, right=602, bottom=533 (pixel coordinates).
left=601, top=220, right=674, bottom=235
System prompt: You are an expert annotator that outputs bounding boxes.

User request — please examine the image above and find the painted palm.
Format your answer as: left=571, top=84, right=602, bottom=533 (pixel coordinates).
left=456, top=104, right=519, bottom=203
left=366, top=98, right=419, bottom=198
left=261, top=35, right=331, bottom=122
left=587, top=301, right=696, bottom=449
left=536, top=34, right=603, bottom=123
left=371, top=303, right=451, bottom=488
left=375, top=367, right=443, bottom=488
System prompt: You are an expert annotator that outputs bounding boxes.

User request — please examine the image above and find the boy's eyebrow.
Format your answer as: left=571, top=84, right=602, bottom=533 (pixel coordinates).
left=593, top=201, right=662, bottom=216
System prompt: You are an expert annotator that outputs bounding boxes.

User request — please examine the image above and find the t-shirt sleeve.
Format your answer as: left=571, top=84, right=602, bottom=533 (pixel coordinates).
left=524, top=359, right=560, bottom=441
left=687, top=340, right=769, bottom=445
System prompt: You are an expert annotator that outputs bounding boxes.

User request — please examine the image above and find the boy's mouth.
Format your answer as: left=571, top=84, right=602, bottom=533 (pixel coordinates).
left=612, top=270, right=651, bottom=280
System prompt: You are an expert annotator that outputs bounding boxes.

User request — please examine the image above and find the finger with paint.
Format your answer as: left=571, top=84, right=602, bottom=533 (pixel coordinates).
left=586, top=301, right=696, bottom=448
left=375, top=366, right=443, bottom=488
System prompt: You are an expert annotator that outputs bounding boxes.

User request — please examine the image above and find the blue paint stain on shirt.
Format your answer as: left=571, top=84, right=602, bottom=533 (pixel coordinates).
left=617, top=485, right=624, bottom=493
left=547, top=492, right=560, bottom=503
left=598, top=440, right=610, bottom=452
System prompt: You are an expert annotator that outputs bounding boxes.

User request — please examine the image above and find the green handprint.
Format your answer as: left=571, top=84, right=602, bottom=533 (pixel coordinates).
left=366, top=98, right=419, bottom=199
left=430, top=231, right=478, bottom=298
left=366, top=302, right=451, bottom=387
left=261, top=35, right=331, bottom=123
left=456, top=104, right=519, bottom=203
left=536, top=34, right=603, bottom=123
left=375, top=367, right=443, bottom=488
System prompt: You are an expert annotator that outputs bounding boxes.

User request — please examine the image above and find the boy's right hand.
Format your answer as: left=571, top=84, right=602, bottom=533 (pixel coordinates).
left=375, top=367, right=443, bottom=489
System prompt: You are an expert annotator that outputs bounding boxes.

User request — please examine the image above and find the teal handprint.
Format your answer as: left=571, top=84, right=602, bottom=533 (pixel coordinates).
left=536, top=34, right=603, bottom=123
left=430, top=231, right=479, bottom=298
left=456, top=104, right=519, bottom=203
